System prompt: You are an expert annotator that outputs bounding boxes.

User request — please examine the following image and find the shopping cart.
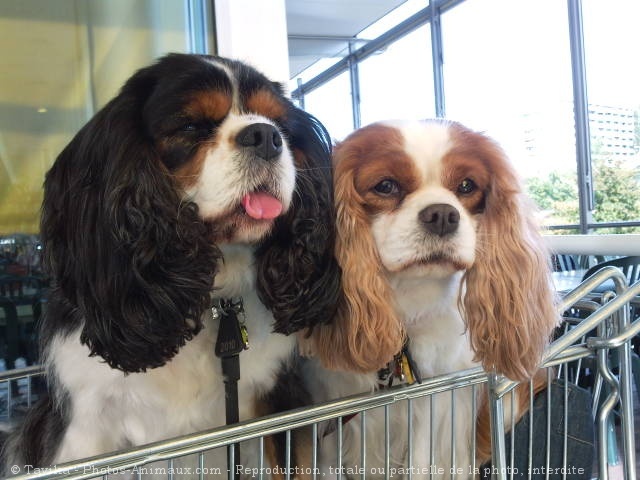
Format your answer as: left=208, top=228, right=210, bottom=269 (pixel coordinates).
left=1, top=267, right=638, bottom=480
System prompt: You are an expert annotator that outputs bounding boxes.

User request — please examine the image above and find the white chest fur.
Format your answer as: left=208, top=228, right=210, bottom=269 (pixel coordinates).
left=310, top=273, right=479, bottom=479
left=50, top=244, right=295, bottom=468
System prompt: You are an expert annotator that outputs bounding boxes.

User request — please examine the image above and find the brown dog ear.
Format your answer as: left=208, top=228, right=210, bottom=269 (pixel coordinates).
left=312, top=153, right=404, bottom=373
left=461, top=132, right=559, bottom=381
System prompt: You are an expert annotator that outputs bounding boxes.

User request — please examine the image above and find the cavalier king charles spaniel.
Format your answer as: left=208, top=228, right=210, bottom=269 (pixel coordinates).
left=305, top=119, right=558, bottom=478
left=2, top=54, right=340, bottom=475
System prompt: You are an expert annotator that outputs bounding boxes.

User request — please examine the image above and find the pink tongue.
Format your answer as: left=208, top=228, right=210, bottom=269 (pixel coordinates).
left=242, top=192, right=283, bottom=220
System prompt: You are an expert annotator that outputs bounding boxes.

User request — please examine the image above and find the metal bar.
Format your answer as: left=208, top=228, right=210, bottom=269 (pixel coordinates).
left=227, top=445, right=235, bottom=480
left=429, top=396, right=435, bottom=480
left=557, top=267, right=626, bottom=313
left=596, top=345, right=618, bottom=480
left=407, top=400, right=412, bottom=480
left=7, top=379, right=13, bottom=420
left=488, top=373, right=507, bottom=480
left=296, top=78, right=305, bottom=110
left=384, top=406, right=390, bottom=480
left=288, top=34, right=370, bottom=42
left=584, top=221, right=640, bottom=229
left=286, top=430, right=292, bottom=480
left=291, top=57, right=350, bottom=100
left=337, top=418, right=343, bottom=480
left=471, top=386, right=477, bottom=479
left=567, top=0, right=594, bottom=233
left=542, top=345, right=594, bottom=368
left=616, top=298, right=636, bottom=480
left=259, top=436, right=264, bottom=480
left=311, top=424, right=317, bottom=480
left=361, top=410, right=367, bottom=480
left=547, top=222, right=640, bottom=232
left=509, top=391, right=515, bottom=480
left=292, top=6, right=435, bottom=99
left=527, top=380, right=533, bottom=480
left=26, top=375, right=32, bottom=407
left=430, top=0, right=445, bottom=118
left=10, top=368, right=491, bottom=480
left=545, top=370, right=551, bottom=480
left=562, top=366, right=569, bottom=480
left=185, top=0, right=208, bottom=54
left=450, top=389, right=456, bottom=475
left=0, top=365, right=44, bottom=382
left=495, top=269, right=632, bottom=398
left=347, top=41, right=361, bottom=129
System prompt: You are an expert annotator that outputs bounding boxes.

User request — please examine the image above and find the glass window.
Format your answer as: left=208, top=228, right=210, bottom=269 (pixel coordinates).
left=0, top=1, right=209, bottom=352
left=304, top=71, right=354, bottom=142
left=359, top=25, right=435, bottom=126
left=442, top=0, right=577, bottom=227
left=0, top=0, right=195, bottom=236
left=583, top=0, right=640, bottom=230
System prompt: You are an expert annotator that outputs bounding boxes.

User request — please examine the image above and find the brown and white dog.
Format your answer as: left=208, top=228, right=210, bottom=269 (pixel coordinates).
left=305, top=119, right=558, bottom=478
left=2, top=54, right=340, bottom=478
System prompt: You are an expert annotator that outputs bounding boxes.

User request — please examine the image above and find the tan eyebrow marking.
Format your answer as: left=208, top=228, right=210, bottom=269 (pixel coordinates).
left=185, top=91, right=232, bottom=121
left=246, top=89, right=287, bottom=120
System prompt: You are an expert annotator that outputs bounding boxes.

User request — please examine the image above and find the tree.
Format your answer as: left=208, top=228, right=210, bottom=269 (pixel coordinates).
left=592, top=156, right=640, bottom=225
left=526, top=171, right=579, bottom=225
left=525, top=157, right=640, bottom=232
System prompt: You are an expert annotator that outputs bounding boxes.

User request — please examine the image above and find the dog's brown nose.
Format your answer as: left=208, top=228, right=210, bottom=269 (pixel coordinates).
left=418, top=203, right=460, bottom=236
left=236, top=123, right=283, bottom=161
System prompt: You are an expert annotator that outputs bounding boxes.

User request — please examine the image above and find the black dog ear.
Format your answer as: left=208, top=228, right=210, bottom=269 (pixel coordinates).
left=40, top=63, right=221, bottom=373
left=255, top=108, right=341, bottom=334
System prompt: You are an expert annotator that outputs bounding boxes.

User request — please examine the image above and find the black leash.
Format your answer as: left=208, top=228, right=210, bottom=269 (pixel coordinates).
left=213, top=298, right=248, bottom=479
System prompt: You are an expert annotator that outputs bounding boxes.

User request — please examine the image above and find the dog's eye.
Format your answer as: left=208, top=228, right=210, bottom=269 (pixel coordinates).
left=457, top=178, right=477, bottom=195
left=373, top=179, right=400, bottom=196
left=180, top=121, right=214, bottom=134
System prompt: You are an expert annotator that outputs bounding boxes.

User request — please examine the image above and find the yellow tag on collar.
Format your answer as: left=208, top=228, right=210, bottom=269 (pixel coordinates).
left=401, top=353, right=416, bottom=385
left=240, top=324, right=249, bottom=349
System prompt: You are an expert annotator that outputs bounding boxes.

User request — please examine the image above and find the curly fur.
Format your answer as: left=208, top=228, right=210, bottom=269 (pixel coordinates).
left=40, top=71, right=220, bottom=371
left=450, top=124, right=558, bottom=381
left=311, top=168, right=403, bottom=372
left=3, top=53, right=340, bottom=475
left=256, top=109, right=340, bottom=335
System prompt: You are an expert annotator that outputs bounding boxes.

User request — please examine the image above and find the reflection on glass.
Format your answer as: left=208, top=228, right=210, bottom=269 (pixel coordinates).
left=442, top=0, right=576, bottom=228
left=359, top=25, right=434, bottom=126
left=0, top=0, right=192, bottom=234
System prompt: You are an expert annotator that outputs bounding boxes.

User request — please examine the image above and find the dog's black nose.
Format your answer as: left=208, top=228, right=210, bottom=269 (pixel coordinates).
left=236, top=123, right=283, bottom=161
left=419, top=204, right=460, bottom=236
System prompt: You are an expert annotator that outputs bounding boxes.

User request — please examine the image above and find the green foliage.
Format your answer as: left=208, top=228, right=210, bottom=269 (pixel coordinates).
left=525, top=155, right=640, bottom=232
left=525, top=171, right=579, bottom=225
left=592, top=157, right=640, bottom=224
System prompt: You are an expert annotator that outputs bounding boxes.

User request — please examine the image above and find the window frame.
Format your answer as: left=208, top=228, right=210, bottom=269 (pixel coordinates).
left=290, top=0, right=640, bottom=234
